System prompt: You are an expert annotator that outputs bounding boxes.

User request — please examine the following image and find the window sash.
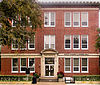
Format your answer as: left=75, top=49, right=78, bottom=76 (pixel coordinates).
left=44, top=12, right=55, bottom=27
left=44, top=35, right=55, bottom=49
left=81, top=58, right=88, bottom=72
left=73, top=58, right=80, bottom=73
left=28, top=37, right=35, bottom=50
left=73, top=12, right=80, bottom=27
left=81, top=12, right=88, bottom=27
left=65, top=58, right=71, bottom=72
left=12, top=40, right=18, bottom=50
left=64, top=12, right=71, bottom=27
left=64, top=35, right=71, bottom=49
left=73, top=35, right=80, bottom=49
left=12, top=58, right=18, bottom=72
left=20, top=58, right=27, bottom=73
left=81, top=35, right=88, bottom=49
left=28, top=58, right=35, bottom=72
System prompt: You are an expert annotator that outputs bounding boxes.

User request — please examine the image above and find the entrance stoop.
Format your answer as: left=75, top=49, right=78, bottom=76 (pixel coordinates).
left=39, top=77, right=58, bottom=82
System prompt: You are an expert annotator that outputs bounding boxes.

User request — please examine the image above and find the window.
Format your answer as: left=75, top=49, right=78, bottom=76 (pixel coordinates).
left=73, top=58, right=80, bottom=73
left=64, top=12, right=71, bottom=27
left=20, top=58, right=27, bottom=73
left=12, top=40, right=18, bottom=50
left=81, top=58, right=88, bottom=73
left=44, top=35, right=55, bottom=49
left=64, top=35, right=71, bottom=49
left=65, top=58, right=71, bottom=73
left=73, top=12, right=80, bottom=27
left=73, top=35, right=80, bottom=49
left=81, top=35, right=88, bottom=50
left=44, top=12, right=55, bottom=27
left=12, top=58, right=18, bottom=73
left=28, top=37, right=35, bottom=50
left=28, top=58, right=35, bottom=72
left=81, top=12, right=88, bottom=27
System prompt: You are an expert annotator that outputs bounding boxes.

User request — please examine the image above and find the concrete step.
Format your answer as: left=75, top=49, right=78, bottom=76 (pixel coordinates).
left=39, top=77, right=57, bottom=82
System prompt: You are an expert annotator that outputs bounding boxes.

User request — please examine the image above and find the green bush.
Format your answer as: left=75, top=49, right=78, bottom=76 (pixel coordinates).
left=33, top=73, right=39, bottom=78
left=73, top=75, right=100, bottom=81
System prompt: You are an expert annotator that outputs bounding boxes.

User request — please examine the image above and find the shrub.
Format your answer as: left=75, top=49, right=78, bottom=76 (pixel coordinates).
left=57, top=71, right=64, bottom=78
left=33, top=73, right=39, bottom=78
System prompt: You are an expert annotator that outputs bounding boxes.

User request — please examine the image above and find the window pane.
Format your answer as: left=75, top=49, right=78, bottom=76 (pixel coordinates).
left=29, top=38, right=35, bottom=49
left=74, top=67, right=79, bottom=71
left=73, top=13, right=80, bottom=26
left=73, top=35, right=79, bottom=48
left=65, top=35, right=71, bottom=49
left=74, top=58, right=79, bottom=66
left=29, top=58, right=35, bottom=71
left=82, top=35, right=88, bottom=49
left=65, top=67, right=70, bottom=71
left=82, top=67, right=87, bottom=71
left=13, top=59, right=18, bottom=66
left=44, top=12, right=49, bottom=25
left=82, top=58, right=87, bottom=66
left=65, top=13, right=71, bottom=26
left=81, top=12, right=88, bottom=26
left=12, top=58, right=18, bottom=71
left=50, top=12, right=55, bottom=26
left=12, top=40, right=18, bottom=49
left=65, top=58, right=70, bottom=66
left=21, top=58, right=26, bottom=66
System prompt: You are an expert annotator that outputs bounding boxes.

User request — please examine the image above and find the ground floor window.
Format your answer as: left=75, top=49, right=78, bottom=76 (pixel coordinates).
left=28, top=58, right=35, bottom=72
left=73, top=58, right=80, bottom=73
left=20, top=58, right=27, bottom=73
left=81, top=58, right=88, bottom=73
left=64, top=58, right=71, bottom=73
left=12, top=58, right=18, bottom=73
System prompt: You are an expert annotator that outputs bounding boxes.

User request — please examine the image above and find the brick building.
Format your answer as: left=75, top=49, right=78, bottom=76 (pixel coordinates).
left=1, top=0, right=100, bottom=77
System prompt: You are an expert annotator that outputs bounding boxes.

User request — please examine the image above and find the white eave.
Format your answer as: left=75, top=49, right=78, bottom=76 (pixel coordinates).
left=37, top=0, right=100, bottom=5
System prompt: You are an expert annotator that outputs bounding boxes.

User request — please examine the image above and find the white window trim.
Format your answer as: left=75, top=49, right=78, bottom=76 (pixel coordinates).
left=44, top=35, right=55, bottom=49
left=11, top=42, right=18, bottom=50
left=73, top=35, right=80, bottom=50
left=20, top=58, right=27, bottom=73
left=73, top=58, right=80, bottom=73
left=28, top=37, right=35, bottom=50
left=11, top=59, right=18, bottom=73
left=73, top=12, right=80, bottom=27
left=44, top=12, right=56, bottom=27
left=64, top=12, right=71, bottom=27
left=64, top=35, right=71, bottom=50
left=81, top=12, right=88, bottom=27
left=81, top=35, right=88, bottom=50
left=64, top=58, right=71, bottom=73
left=81, top=58, right=88, bottom=73
left=28, top=58, right=35, bottom=73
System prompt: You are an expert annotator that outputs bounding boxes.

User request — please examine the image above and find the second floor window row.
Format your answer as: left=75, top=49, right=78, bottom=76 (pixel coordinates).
left=44, top=12, right=88, bottom=27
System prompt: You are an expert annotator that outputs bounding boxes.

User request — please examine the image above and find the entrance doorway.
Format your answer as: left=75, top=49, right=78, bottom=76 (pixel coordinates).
left=45, top=58, right=54, bottom=77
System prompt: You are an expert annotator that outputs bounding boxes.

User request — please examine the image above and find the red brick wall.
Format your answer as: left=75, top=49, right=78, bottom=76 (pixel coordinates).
left=1, top=58, right=41, bottom=75
left=1, top=8, right=99, bottom=54
left=59, top=58, right=99, bottom=77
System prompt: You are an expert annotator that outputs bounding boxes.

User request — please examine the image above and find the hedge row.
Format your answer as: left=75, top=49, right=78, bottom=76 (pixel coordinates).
left=0, top=75, right=33, bottom=81
left=73, top=75, right=100, bottom=81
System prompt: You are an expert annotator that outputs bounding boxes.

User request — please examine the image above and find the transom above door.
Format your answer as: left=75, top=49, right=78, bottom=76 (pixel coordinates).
left=45, top=58, right=55, bottom=77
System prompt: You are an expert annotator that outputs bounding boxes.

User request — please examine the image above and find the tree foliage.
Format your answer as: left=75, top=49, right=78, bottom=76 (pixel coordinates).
left=0, top=0, right=42, bottom=48
left=95, top=29, right=100, bottom=50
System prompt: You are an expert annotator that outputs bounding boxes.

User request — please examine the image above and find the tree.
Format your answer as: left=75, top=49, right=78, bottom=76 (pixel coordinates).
left=0, top=0, right=42, bottom=48
left=96, top=29, right=100, bottom=51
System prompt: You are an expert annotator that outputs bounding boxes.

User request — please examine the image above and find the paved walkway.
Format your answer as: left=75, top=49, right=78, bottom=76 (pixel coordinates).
left=0, top=82, right=100, bottom=85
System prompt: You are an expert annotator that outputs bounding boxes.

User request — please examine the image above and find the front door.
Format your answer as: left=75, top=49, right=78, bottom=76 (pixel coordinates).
left=45, top=58, right=54, bottom=77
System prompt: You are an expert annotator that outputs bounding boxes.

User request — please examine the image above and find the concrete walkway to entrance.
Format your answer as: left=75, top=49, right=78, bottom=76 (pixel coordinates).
left=0, top=82, right=100, bottom=85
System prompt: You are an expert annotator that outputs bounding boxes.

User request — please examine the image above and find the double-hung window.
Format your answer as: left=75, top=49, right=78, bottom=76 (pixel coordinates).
left=12, top=58, right=18, bottom=73
left=12, top=40, right=18, bottom=50
left=64, top=35, right=71, bottom=49
left=28, top=58, right=35, bottom=73
left=65, top=58, right=71, bottom=73
left=81, top=35, right=88, bottom=50
left=73, top=58, right=80, bottom=73
left=44, top=12, right=55, bottom=27
left=64, top=12, right=71, bottom=27
left=73, top=12, right=80, bottom=27
left=81, top=58, right=88, bottom=73
left=81, top=12, right=88, bottom=27
left=73, top=35, right=80, bottom=49
left=28, top=36, right=35, bottom=50
left=44, top=35, right=55, bottom=49
left=20, top=58, right=27, bottom=73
